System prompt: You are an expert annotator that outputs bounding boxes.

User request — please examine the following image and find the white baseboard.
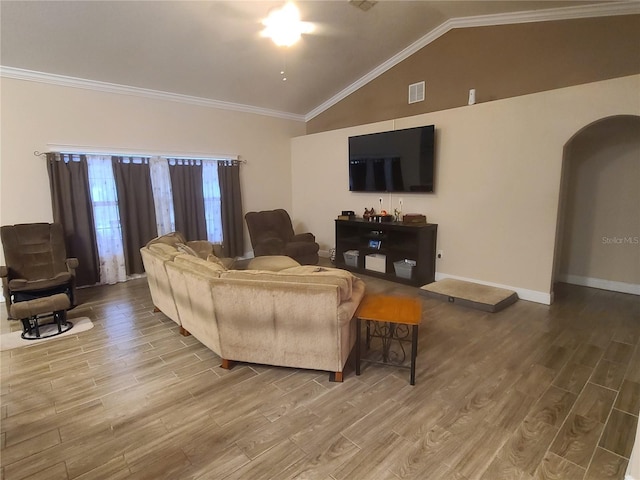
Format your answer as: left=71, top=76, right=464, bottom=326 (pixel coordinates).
left=558, top=274, right=640, bottom=296
left=434, top=272, right=552, bottom=305
left=324, top=255, right=552, bottom=304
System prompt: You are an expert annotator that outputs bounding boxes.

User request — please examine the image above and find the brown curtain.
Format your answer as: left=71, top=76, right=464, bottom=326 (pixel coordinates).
left=218, top=161, right=244, bottom=257
left=112, top=157, right=157, bottom=274
left=168, top=159, right=207, bottom=242
left=46, top=153, right=100, bottom=286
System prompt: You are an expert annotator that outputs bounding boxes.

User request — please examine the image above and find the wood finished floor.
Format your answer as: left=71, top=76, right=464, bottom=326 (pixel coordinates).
left=1, top=267, right=639, bottom=480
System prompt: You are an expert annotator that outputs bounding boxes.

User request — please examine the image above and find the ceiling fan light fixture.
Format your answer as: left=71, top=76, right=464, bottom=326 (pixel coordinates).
left=261, top=2, right=314, bottom=47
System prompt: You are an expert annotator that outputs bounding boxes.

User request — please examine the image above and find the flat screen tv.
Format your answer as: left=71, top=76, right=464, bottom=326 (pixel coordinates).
left=348, top=125, right=435, bottom=193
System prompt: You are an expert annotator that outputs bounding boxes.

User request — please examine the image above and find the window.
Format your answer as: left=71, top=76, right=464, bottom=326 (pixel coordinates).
left=86, top=155, right=127, bottom=284
left=149, top=156, right=175, bottom=236
left=202, top=160, right=222, bottom=243
left=48, top=148, right=243, bottom=286
left=83, top=153, right=224, bottom=283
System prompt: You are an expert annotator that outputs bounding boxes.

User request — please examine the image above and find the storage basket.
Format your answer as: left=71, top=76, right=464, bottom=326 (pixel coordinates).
left=343, top=250, right=359, bottom=267
left=394, top=259, right=416, bottom=279
left=365, top=254, right=386, bottom=273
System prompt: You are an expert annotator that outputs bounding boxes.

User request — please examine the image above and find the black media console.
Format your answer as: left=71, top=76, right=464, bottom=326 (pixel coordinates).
left=334, top=219, right=437, bottom=287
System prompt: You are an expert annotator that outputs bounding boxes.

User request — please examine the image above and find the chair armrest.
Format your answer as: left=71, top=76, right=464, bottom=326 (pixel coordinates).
left=292, top=232, right=315, bottom=243
left=66, top=258, right=79, bottom=270
left=0, top=266, right=7, bottom=278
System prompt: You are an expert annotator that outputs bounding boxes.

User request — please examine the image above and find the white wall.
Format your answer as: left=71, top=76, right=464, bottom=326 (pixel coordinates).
left=0, top=77, right=305, bottom=261
left=292, top=75, right=640, bottom=303
left=3, top=75, right=639, bottom=302
left=557, top=116, right=640, bottom=295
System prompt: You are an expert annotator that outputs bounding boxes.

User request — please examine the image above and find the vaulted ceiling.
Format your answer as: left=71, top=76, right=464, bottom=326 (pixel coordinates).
left=0, top=1, right=621, bottom=120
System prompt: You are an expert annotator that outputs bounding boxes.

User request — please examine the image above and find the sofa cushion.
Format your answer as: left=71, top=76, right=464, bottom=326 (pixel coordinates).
left=8, top=272, right=73, bottom=292
left=148, top=243, right=180, bottom=258
left=282, top=265, right=356, bottom=300
left=174, top=254, right=226, bottom=277
left=206, top=253, right=229, bottom=269
left=185, top=240, right=214, bottom=260
left=281, top=265, right=352, bottom=276
left=247, top=255, right=301, bottom=271
left=146, top=231, right=186, bottom=248
left=221, top=266, right=355, bottom=302
left=176, top=243, right=200, bottom=257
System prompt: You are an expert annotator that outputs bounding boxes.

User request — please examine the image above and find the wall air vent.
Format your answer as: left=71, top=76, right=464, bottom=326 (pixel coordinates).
left=408, top=81, right=425, bottom=104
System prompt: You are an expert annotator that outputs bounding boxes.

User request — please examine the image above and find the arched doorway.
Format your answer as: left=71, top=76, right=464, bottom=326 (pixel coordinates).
left=553, top=115, right=640, bottom=296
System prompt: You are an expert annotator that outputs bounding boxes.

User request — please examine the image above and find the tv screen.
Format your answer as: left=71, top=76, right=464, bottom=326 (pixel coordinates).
left=348, top=125, right=435, bottom=193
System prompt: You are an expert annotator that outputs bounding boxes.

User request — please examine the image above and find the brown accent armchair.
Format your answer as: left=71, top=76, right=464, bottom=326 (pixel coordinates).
left=245, top=209, right=319, bottom=265
left=1, top=223, right=78, bottom=317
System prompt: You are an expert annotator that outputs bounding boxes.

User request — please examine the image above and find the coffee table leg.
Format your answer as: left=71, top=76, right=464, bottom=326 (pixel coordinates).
left=410, top=325, right=418, bottom=385
left=355, top=318, right=361, bottom=376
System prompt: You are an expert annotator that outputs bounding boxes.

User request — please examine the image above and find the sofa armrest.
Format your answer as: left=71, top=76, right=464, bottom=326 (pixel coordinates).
left=292, top=232, right=315, bottom=243
left=66, top=258, right=79, bottom=271
left=336, top=277, right=366, bottom=325
left=0, top=266, right=7, bottom=278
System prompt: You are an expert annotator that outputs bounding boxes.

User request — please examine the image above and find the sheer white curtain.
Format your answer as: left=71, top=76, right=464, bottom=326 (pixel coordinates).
left=149, top=156, right=175, bottom=235
left=86, top=155, right=127, bottom=284
left=202, top=160, right=223, bottom=243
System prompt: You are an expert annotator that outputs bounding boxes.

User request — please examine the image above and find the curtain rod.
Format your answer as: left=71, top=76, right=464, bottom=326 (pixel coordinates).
left=34, top=145, right=245, bottom=163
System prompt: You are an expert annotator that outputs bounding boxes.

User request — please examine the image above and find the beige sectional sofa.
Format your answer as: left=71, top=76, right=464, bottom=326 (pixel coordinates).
left=140, top=234, right=366, bottom=381
left=140, top=233, right=232, bottom=330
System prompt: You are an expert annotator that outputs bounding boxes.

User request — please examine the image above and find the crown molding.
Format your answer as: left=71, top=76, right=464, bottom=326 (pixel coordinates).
left=0, top=66, right=306, bottom=123
left=304, top=1, right=640, bottom=121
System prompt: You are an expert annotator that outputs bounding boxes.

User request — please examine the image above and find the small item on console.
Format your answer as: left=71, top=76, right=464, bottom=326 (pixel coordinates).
left=402, top=214, right=427, bottom=225
left=337, top=210, right=356, bottom=221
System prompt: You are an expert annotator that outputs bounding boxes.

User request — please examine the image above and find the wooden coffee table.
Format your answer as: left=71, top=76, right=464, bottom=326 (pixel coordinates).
left=355, top=294, right=421, bottom=385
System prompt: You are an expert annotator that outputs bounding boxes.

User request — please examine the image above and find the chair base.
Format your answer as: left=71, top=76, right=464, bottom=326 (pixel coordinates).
left=21, top=311, right=73, bottom=340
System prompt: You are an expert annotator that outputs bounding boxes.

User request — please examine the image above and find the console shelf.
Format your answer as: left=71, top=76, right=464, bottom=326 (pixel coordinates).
left=335, top=219, right=437, bottom=286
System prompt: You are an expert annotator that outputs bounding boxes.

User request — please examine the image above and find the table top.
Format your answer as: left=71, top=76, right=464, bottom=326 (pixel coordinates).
left=356, top=294, right=421, bottom=326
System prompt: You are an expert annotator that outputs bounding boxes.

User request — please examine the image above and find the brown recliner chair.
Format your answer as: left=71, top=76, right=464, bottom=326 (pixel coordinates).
left=1, top=223, right=78, bottom=317
left=245, top=209, right=319, bottom=265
